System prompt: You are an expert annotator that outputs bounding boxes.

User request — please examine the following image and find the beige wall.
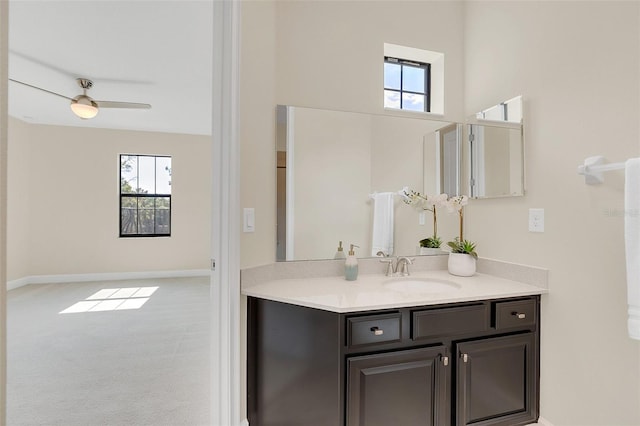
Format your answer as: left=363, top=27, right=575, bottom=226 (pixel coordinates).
left=239, top=0, right=277, bottom=269
left=274, top=0, right=465, bottom=118
left=464, top=1, right=640, bottom=424
left=7, top=119, right=211, bottom=280
left=240, top=1, right=640, bottom=424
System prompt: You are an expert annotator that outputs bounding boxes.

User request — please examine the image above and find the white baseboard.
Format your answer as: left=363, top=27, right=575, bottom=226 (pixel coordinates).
left=7, top=276, right=30, bottom=291
left=7, top=269, right=210, bottom=290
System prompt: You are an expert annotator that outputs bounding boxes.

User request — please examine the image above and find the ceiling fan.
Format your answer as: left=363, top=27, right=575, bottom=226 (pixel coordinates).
left=9, top=77, right=152, bottom=119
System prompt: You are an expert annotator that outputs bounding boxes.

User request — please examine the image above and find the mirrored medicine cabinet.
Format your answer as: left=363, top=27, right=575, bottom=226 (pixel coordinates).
left=276, top=96, right=524, bottom=262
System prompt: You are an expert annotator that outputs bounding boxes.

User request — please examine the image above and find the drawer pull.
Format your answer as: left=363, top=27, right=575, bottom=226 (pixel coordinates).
left=370, top=327, right=384, bottom=336
left=512, top=312, right=526, bottom=319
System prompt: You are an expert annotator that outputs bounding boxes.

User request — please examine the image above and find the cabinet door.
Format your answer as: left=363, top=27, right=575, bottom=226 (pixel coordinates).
left=456, top=333, right=538, bottom=426
left=347, top=346, right=450, bottom=426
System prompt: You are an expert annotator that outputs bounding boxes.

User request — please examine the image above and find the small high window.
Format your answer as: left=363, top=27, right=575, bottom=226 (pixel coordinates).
left=384, top=56, right=431, bottom=112
left=383, top=44, right=444, bottom=115
left=120, top=154, right=172, bottom=237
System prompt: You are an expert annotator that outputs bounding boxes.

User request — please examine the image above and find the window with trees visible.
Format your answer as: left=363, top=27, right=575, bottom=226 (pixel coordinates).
left=120, top=154, right=172, bottom=237
left=384, top=56, right=431, bottom=113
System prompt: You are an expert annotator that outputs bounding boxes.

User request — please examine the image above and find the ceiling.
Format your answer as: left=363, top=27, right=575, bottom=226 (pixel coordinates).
left=8, top=1, right=213, bottom=136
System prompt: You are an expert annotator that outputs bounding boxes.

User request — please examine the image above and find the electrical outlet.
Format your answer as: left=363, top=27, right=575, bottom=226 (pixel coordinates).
left=528, top=208, right=544, bottom=233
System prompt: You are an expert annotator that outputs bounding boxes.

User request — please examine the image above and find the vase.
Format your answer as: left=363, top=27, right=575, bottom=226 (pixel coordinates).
left=448, top=253, right=476, bottom=276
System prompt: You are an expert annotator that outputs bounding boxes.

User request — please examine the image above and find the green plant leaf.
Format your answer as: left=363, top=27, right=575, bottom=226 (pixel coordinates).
left=447, top=237, right=478, bottom=258
left=420, top=236, right=442, bottom=248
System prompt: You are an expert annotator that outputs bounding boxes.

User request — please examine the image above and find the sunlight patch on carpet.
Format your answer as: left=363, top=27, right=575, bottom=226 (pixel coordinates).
left=59, top=287, right=159, bottom=314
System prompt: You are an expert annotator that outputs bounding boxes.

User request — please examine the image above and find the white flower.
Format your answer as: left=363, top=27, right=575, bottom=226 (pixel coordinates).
left=445, top=195, right=468, bottom=212
left=430, top=193, right=449, bottom=208
left=402, top=188, right=430, bottom=210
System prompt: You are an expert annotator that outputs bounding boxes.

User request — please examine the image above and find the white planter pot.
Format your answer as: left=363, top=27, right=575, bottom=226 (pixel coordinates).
left=448, top=253, right=477, bottom=277
left=419, top=247, right=443, bottom=256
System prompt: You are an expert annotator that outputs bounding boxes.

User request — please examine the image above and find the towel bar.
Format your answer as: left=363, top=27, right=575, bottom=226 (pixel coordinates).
left=577, top=155, right=626, bottom=185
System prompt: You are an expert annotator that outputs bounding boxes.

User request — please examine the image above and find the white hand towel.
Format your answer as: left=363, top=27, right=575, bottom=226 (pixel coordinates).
left=625, top=158, right=640, bottom=340
left=370, top=192, right=395, bottom=257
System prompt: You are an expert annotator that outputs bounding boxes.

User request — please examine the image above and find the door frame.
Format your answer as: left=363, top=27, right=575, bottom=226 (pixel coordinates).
left=210, top=0, right=242, bottom=425
left=0, top=0, right=8, bottom=422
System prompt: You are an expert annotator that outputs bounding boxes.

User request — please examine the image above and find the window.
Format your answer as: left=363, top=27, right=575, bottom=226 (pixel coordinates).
left=383, top=43, right=444, bottom=114
left=384, top=56, right=431, bottom=112
left=120, top=154, right=172, bottom=237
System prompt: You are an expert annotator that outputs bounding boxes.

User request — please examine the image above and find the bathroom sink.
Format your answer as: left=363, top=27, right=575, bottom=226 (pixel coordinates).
left=382, top=277, right=461, bottom=293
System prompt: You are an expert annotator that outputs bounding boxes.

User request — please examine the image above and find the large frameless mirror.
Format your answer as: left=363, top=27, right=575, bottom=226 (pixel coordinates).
left=276, top=97, right=524, bottom=262
left=276, top=105, right=457, bottom=262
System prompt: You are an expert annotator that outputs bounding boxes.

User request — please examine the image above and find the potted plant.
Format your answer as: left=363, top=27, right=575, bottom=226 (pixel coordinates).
left=445, top=195, right=478, bottom=276
left=402, top=188, right=447, bottom=255
left=419, top=235, right=443, bottom=255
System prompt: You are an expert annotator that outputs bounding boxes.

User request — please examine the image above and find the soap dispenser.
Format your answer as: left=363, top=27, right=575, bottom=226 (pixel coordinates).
left=334, top=241, right=346, bottom=259
left=345, top=244, right=359, bottom=281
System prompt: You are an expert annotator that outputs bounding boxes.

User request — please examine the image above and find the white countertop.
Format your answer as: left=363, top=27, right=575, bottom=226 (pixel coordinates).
left=241, top=269, right=548, bottom=313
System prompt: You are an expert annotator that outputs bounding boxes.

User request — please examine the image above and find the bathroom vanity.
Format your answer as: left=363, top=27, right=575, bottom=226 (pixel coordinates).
left=244, top=265, right=546, bottom=426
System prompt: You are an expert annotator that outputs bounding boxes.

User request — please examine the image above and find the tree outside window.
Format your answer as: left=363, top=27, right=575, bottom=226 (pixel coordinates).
left=120, top=154, right=172, bottom=237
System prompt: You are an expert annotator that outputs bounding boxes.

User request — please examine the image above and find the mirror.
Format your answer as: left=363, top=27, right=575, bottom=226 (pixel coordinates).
left=423, top=123, right=464, bottom=197
left=276, top=97, right=524, bottom=262
left=465, top=96, right=524, bottom=198
left=276, top=105, right=457, bottom=261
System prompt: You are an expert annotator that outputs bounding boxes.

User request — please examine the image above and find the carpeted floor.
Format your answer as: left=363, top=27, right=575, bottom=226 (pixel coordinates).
left=7, top=277, right=211, bottom=426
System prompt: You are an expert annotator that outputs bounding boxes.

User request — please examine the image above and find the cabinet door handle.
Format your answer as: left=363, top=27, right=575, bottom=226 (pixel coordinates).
left=442, top=356, right=449, bottom=366
left=512, top=312, right=526, bottom=319
left=461, top=353, right=469, bottom=363
left=370, top=327, right=384, bottom=336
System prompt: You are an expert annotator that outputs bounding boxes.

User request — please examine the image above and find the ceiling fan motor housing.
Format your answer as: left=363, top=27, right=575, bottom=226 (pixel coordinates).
left=77, top=78, right=94, bottom=90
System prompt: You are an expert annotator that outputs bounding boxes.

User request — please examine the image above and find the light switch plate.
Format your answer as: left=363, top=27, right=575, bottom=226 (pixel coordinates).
left=243, top=208, right=255, bottom=233
left=419, top=211, right=426, bottom=225
left=529, top=208, right=544, bottom=233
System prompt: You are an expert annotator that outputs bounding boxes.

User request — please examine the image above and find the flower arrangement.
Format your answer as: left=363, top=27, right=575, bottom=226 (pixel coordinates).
left=401, top=187, right=448, bottom=249
left=401, top=189, right=478, bottom=262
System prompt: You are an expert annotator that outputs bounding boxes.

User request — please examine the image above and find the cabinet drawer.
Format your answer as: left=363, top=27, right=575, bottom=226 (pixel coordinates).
left=346, top=313, right=401, bottom=347
left=495, top=299, right=537, bottom=330
left=412, top=304, right=489, bottom=340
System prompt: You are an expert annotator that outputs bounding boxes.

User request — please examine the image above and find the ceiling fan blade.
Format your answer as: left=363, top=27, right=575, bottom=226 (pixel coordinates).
left=9, top=78, right=73, bottom=101
left=95, top=100, right=152, bottom=110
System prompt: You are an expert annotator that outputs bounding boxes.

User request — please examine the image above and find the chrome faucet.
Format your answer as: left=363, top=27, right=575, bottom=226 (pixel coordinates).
left=379, top=255, right=414, bottom=277
left=396, top=257, right=414, bottom=276
left=379, top=256, right=396, bottom=276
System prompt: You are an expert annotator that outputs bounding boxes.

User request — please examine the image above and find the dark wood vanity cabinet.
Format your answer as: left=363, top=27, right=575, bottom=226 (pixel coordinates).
left=347, top=345, right=450, bottom=426
left=456, top=333, right=537, bottom=426
left=247, top=296, right=539, bottom=426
